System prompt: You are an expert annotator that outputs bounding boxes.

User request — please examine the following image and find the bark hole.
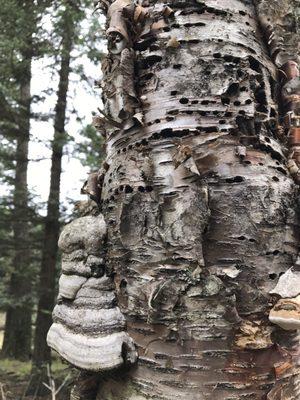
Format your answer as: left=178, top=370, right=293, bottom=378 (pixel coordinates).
left=225, top=176, right=244, bottom=183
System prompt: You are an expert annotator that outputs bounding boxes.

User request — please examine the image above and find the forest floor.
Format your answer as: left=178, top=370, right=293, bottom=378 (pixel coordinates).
left=0, top=313, right=75, bottom=399
left=0, top=358, right=74, bottom=400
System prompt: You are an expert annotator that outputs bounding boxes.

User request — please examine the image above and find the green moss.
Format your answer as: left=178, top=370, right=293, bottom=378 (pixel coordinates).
left=0, top=357, right=68, bottom=379
left=51, top=359, right=71, bottom=379
left=0, top=359, right=32, bottom=377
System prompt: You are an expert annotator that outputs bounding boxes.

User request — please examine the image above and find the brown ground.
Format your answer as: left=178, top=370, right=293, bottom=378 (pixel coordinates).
left=0, top=314, right=74, bottom=400
left=0, top=370, right=72, bottom=400
left=0, top=359, right=74, bottom=400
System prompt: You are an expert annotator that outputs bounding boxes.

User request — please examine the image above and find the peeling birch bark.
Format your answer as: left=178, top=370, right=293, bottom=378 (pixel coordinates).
left=50, top=0, right=300, bottom=399
left=93, top=0, right=300, bottom=398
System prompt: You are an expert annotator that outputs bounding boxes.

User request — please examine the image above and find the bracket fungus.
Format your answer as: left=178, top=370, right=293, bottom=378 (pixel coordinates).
left=47, top=213, right=138, bottom=371
left=269, top=268, right=300, bottom=331
left=269, top=296, right=300, bottom=331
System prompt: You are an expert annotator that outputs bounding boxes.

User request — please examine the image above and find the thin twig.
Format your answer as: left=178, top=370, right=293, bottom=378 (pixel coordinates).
left=21, top=374, right=33, bottom=400
left=0, top=383, right=7, bottom=400
left=33, top=375, right=42, bottom=400
left=55, top=373, right=71, bottom=395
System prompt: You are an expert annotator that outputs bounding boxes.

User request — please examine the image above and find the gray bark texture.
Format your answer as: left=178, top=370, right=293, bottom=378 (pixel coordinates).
left=48, top=0, right=300, bottom=399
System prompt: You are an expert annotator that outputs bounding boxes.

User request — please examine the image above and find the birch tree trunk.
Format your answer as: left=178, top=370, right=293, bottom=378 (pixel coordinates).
left=50, top=0, right=300, bottom=399
left=95, top=0, right=300, bottom=398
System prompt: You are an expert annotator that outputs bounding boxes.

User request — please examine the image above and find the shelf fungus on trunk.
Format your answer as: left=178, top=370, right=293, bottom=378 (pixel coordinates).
left=47, top=213, right=138, bottom=371
left=269, top=296, right=300, bottom=331
left=269, top=268, right=300, bottom=331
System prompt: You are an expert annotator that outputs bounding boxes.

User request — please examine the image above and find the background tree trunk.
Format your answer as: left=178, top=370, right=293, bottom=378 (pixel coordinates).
left=92, top=0, right=300, bottom=399
left=33, top=0, right=75, bottom=372
left=2, top=35, right=33, bottom=362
